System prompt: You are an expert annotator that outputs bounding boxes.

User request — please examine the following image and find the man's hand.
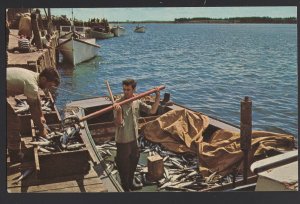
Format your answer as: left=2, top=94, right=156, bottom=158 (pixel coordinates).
left=39, top=127, right=49, bottom=138
left=41, top=116, right=46, bottom=124
left=113, top=103, right=122, bottom=112
left=154, top=87, right=160, bottom=98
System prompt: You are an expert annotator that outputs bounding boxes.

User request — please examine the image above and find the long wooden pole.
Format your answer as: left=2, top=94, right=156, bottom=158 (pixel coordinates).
left=79, top=85, right=165, bottom=122
left=105, top=80, right=115, bottom=104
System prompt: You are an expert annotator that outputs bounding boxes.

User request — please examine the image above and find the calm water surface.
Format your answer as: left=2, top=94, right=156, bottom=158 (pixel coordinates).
left=55, top=23, right=298, bottom=139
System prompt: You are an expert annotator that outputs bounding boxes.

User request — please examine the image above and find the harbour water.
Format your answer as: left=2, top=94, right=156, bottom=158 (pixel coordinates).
left=55, top=23, right=298, bottom=138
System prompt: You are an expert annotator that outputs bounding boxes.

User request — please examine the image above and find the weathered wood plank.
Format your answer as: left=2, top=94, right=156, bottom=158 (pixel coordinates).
left=7, top=161, right=102, bottom=187
left=8, top=181, right=107, bottom=193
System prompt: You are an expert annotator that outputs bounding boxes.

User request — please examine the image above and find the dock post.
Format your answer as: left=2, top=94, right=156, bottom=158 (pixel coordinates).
left=240, top=96, right=252, bottom=184
left=31, top=12, right=43, bottom=49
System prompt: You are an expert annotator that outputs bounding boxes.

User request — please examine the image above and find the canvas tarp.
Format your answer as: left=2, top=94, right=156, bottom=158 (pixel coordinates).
left=141, top=109, right=295, bottom=177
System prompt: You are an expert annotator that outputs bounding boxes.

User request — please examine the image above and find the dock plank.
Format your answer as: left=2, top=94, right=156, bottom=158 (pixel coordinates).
left=7, top=29, right=57, bottom=71
left=7, top=161, right=108, bottom=193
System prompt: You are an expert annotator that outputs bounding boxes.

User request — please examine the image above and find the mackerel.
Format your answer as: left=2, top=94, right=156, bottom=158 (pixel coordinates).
left=12, top=169, right=33, bottom=185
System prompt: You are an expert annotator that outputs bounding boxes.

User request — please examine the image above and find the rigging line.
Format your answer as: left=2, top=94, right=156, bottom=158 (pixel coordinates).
left=53, top=87, right=102, bottom=98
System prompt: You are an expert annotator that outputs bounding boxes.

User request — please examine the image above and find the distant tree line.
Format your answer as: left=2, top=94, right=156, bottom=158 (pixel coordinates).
left=174, top=17, right=297, bottom=24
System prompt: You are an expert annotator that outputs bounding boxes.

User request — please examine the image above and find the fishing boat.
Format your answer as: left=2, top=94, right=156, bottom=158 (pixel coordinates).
left=62, top=89, right=296, bottom=192
left=110, top=25, right=126, bottom=37
left=86, top=26, right=114, bottom=40
left=59, top=25, right=89, bottom=38
left=250, top=150, right=298, bottom=191
left=57, top=34, right=100, bottom=66
left=134, top=25, right=146, bottom=33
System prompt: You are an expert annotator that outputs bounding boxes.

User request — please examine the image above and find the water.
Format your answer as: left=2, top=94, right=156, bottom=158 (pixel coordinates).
left=55, top=23, right=298, bottom=138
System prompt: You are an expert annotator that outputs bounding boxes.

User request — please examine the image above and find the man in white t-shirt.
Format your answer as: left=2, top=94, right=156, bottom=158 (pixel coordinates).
left=7, top=67, right=60, bottom=163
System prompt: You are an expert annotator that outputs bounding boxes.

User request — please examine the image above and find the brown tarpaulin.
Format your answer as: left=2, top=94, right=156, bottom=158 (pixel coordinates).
left=141, top=109, right=295, bottom=177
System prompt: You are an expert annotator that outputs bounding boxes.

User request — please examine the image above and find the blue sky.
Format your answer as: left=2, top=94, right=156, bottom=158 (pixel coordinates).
left=50, top=7, right=297, bottom=22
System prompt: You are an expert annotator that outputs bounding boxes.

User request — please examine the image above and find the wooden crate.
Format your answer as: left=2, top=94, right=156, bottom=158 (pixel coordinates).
left=31, top=122, right=90, bottom=179
left=35, top=148, right=90, bottom=179
left=147, top=155, right=164, bottom=181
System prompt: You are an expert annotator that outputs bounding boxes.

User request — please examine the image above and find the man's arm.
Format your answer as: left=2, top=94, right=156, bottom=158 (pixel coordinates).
left=149, top=89, right=160, bottom=115
left=27, top=95, right=47, bottom=137
left=113, top=103, right=123, bottom=127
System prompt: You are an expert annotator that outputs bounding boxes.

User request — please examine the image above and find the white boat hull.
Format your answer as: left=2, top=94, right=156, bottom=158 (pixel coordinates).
left=111, top=26, right=125, bottom=37
left=58, top=38, right=100, bottom=65
left=134, top=26, right=145, bottom=33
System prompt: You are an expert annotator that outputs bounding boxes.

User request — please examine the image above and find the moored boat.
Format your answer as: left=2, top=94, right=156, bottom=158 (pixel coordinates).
left=134, top=25, right=146, bottom=33
left=59, top=25, right=89, bottom=38
left=57, top=36, right=100, bottom=66
left=63, top=91, right=296, bottom=192
left=86, top=26, right=114, bottom=39
left=110, top=25, right=126, bottom=37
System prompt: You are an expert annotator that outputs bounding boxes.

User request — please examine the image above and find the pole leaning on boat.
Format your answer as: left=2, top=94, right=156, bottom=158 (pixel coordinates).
left=79, top=85, right=166, bottom=122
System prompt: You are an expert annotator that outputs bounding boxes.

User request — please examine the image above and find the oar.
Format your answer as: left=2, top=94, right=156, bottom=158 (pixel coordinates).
left=79, top=85, right=165, bottom=122
left=105, top=80, right=115, bottom=104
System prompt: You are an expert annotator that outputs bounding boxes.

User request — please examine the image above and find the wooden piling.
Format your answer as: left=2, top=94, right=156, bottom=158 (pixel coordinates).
left=31, top=12, right=43, bottom=49
left=240, top=96, right=252, bottom=184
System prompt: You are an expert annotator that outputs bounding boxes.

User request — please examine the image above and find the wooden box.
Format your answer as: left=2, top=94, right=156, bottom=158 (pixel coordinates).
left=35, top=148, right=90, bottom=179
left=147, top=155, right=164, bottom=181
left=31, top=122, right=90, bottom=179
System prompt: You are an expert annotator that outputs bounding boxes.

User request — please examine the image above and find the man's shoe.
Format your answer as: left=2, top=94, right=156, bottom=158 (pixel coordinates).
left=129, top=181, right=143, bottom=191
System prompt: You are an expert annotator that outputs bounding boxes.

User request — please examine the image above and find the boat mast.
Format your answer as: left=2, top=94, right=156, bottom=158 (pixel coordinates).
left=71, top=8, right=74, bottom=32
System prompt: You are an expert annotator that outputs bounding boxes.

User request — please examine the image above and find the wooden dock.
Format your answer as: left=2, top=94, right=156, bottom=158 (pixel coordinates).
left=6, top=92, right=115, bottom=193
left=7, top=160, right=108, bottom=193
left=7, top=29, right=58, bottom=72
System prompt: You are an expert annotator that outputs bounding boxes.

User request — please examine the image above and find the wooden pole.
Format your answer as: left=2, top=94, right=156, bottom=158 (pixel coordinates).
left=79, top=85, right=165, bottom=122
left=31, top=13, right=43, bottom=49
left=240, top=96, right=252, bottom=184
left=105, top=80, right=115, bottom=104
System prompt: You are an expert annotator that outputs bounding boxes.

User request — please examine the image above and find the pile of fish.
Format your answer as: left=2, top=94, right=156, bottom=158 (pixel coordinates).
left=97, top=135, right=243, bottom=192
left=13, top=97, right=53, bottom=115
left=40, top=98, right=53, bottom=113
left=29, top=124, right=85, bottom=153
left=13, top=98, right=29, bottom=114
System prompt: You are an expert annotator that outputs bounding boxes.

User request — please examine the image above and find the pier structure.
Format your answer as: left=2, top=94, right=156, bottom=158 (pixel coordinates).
left=7, top=29, right=58, bottom=72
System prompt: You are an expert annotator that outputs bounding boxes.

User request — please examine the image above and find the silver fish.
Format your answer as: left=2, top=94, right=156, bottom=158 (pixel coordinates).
left=66, top=143, right=85, bottom=150
left=29, top=141, right=51, bottom=146
left=163, top=155, right=169, bottom=162
left=38, top=146, right=50, bottom=153
left=164, top=167, right=169, bottom=179
left=159, top=181, right=181, bottom=189
left=12, top=169, right=33, bottom=185
left=205, top=171, right=217, bottom=183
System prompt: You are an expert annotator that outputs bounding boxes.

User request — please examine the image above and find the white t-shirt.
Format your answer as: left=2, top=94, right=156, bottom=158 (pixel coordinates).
left=7, top=67, right=39, bottom=101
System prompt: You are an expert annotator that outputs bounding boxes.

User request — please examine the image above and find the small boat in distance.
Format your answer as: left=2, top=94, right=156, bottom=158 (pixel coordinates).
left=134, top=25, right=146, bottom=33
left=110, top=25, right=125, bottom=37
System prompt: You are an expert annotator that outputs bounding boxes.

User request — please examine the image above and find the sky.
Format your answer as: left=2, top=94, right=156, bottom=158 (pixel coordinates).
left=50, top=7, right=297, bottom=22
